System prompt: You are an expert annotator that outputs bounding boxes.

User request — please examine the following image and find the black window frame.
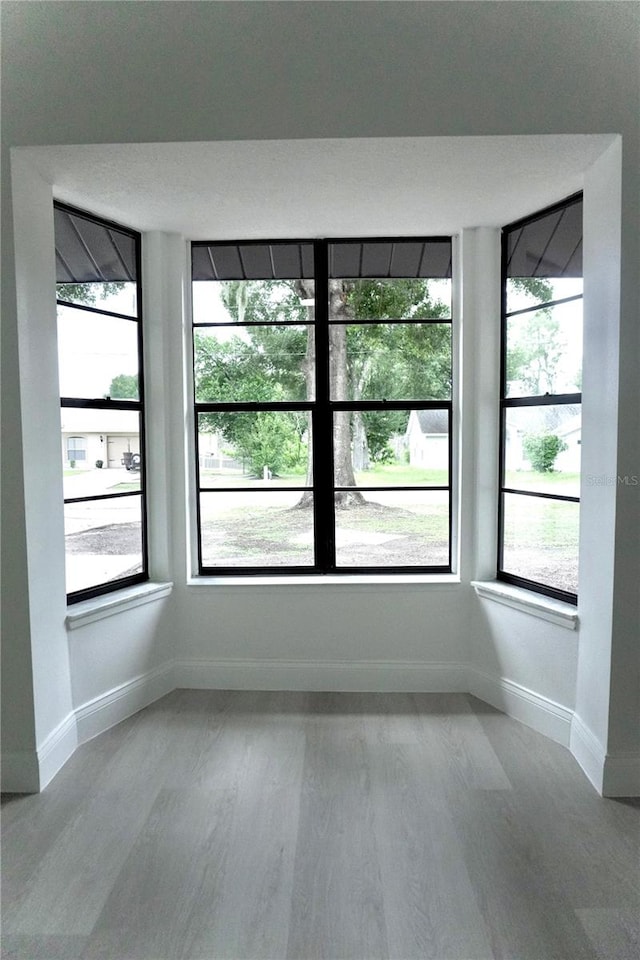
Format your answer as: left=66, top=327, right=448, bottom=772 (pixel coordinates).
left=498, top=193, right=583, bottom=605
left=192, top=236, right=454, bottom=577
left=55, top=201, right=148, bottom=604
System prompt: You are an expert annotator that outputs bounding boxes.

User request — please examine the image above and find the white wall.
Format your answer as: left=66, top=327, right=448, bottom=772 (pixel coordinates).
left=2, top=2, right=638, bottom=794
left=173, top=582, right=470, bottom=691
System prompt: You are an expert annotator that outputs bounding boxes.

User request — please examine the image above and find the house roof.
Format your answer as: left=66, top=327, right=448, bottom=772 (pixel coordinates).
left=508, top=404, right=581, bottom=437
left=192, top=239, right=452, bottom=282
left=55, top=205, right=137, bottom=284
left=412, top=409, right=449, bottom=435
left=506, top=196, right=582, bottom=278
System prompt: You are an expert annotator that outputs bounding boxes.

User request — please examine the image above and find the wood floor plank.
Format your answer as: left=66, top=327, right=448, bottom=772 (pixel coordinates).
left=3, top=702, right=186, bottom=936
left=474, top=702, right=640, bottom=910
left=1, top=711, right=142, bottom=907
left=81, top=786, right=240, bottom=960
left=355, top=691, right=424, bottom=744
left=2, top=690, right=638, bottom=960
left=369, top=742, right=494, bottom=959
left=286, top=733, right=389, bottom=960
left=576, top=907, right=640, bottom=960
left=450, top=788, right=601, bottom=960
left=411, top=693, right=512, bottom=791
left=85, top=691, right=305, bottom=960
left=0, top=934, right=88, bottom=960
left=181, top=716, right=305, bottom=959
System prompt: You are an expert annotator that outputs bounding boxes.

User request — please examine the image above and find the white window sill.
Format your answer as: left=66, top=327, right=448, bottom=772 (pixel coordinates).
left=187, top=573, right=461, bottom=589
left=471, top=580, right=578, bottom=630
left=66, top=581, right=173, bottom=630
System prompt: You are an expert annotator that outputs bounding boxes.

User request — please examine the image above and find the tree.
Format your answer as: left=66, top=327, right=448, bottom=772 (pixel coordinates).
left=57, top=281, right=125, bottom=306
left=194, top=276, right=451, bottom=506
left=194, top=331, right=307, bottom=476
left=505, top=278, right=567, bottom=395
left=106, top=373, right=138, bottom=399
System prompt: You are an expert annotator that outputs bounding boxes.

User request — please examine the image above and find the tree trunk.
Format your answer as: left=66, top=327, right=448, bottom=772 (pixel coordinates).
left=330, top=283, right=364, bottom=507
left=351, top=370, right=370, bottom=472
left=294, top=279, right=316, bottom=508
left=293, top=279, right=364, bottom=508
left=351, top=410, right=370, bottom=472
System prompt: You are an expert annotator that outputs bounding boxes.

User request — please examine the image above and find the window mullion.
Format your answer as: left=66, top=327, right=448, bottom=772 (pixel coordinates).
left=312, top=240, right=335, bottom=570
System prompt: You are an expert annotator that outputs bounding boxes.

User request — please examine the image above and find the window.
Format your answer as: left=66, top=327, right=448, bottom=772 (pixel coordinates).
left=192, top=238, right=453, bottom=575
left=498, top=194, right=583, bottom=603
left=66, top=437, right=87, bottom=463
left=55, top=203, right=148, bottom=602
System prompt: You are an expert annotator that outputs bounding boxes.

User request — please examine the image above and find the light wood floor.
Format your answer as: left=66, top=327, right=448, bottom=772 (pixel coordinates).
left=2, top=691, right=639, bottom=960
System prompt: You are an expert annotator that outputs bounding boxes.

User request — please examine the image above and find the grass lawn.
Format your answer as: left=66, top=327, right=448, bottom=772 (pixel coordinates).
left=504, top=469, right=580, bottom=495
left=200, top=463, right=448, bottom=488
left=355, top=464, right=448, bottom=486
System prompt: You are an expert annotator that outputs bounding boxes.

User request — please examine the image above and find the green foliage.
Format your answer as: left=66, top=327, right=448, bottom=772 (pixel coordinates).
left=345, top=277, right=450, bottom=321
left=195, top=328, right=307, bottom=475
left=57, top=282, right=126, bottom=305
left=522, top=433, right=567, bottom=473
left=202, top=406, right=306, bottom=477
left=344, top=278, right=451, bottom=401
left=506, top=309, right=565, bottom=395
left=106, top=373, right=138, bottom=399
left=508, top=277, right=554, bottom=305
left=362, top=409, right=407, bottom=462
left=237, top=411, right=304, bottom=476
left=506, top=278, right=568, bottom=396
left=221, top=280, right=308, bottom=325
left=194, top=277, right=452, bottom=478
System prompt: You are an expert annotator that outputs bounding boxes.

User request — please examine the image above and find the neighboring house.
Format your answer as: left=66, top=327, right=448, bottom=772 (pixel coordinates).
left=405, top=409, right=449, bottom=469
left=505, top=405, right=581, bottom=473
left=555, top=414, right=582, bottom=473
left=197, top=429, right=242, bottom=471
left=60, top=408, right=139, bottom=469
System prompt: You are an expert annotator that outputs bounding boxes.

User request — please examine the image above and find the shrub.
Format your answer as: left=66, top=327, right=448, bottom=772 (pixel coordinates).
left=522, top=433, right=567, bottom=473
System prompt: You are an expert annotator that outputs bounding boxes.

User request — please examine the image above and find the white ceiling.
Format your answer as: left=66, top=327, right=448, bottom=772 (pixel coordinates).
left=19, top=135, right=614, bottom=239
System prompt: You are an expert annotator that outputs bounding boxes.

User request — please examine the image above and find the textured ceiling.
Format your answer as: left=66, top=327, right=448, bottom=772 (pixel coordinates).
left=21, top=135, right=613, bottom=240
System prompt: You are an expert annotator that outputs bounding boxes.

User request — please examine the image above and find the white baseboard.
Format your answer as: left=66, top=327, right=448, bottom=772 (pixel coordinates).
left=1, top=749, right=41, bottom=793
left=174, top=658, right=468, bottom=693
left=603, top=753, right=640, bottom=797
left=468, top=666, right=573, bottom=747
left=74, top=661, right=175, bottom=744
left=12, top=658, right=633, bottom=798
left=36, top=711, right=79, bottom=790
left=570, top=713, right=606, bottom=793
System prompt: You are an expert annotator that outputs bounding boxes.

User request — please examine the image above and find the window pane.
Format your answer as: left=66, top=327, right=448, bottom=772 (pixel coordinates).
left=194, top=326, right=313, bottom=402
left=200, top=491, right=314, bottom=567
left=334, top=490, right=449, bottom=567
left=330, top=324, right=451, bottom=401
left=328, top=278, right=451, bottom=321
left=506, top=299, right=582, bottom=397
left=504, top=405, right=581, bottom=496
left=56, top=281, right=138, bottom=317
left=67, top=437, right=86, bottom=461
left=57, top=306, right=139, bottom=399
left=502, top=493, right=579, bottom=595
left=192, top=280, right=314, bottom=325
left=506, top=277, right=583, bottom=314
left=197, top=411, right=310, bottom=484
left=64, top=495, right=143, bottom=594
left=61, top=408, right=141, bottom=495
left=333, top=410, right=449, bottom=486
